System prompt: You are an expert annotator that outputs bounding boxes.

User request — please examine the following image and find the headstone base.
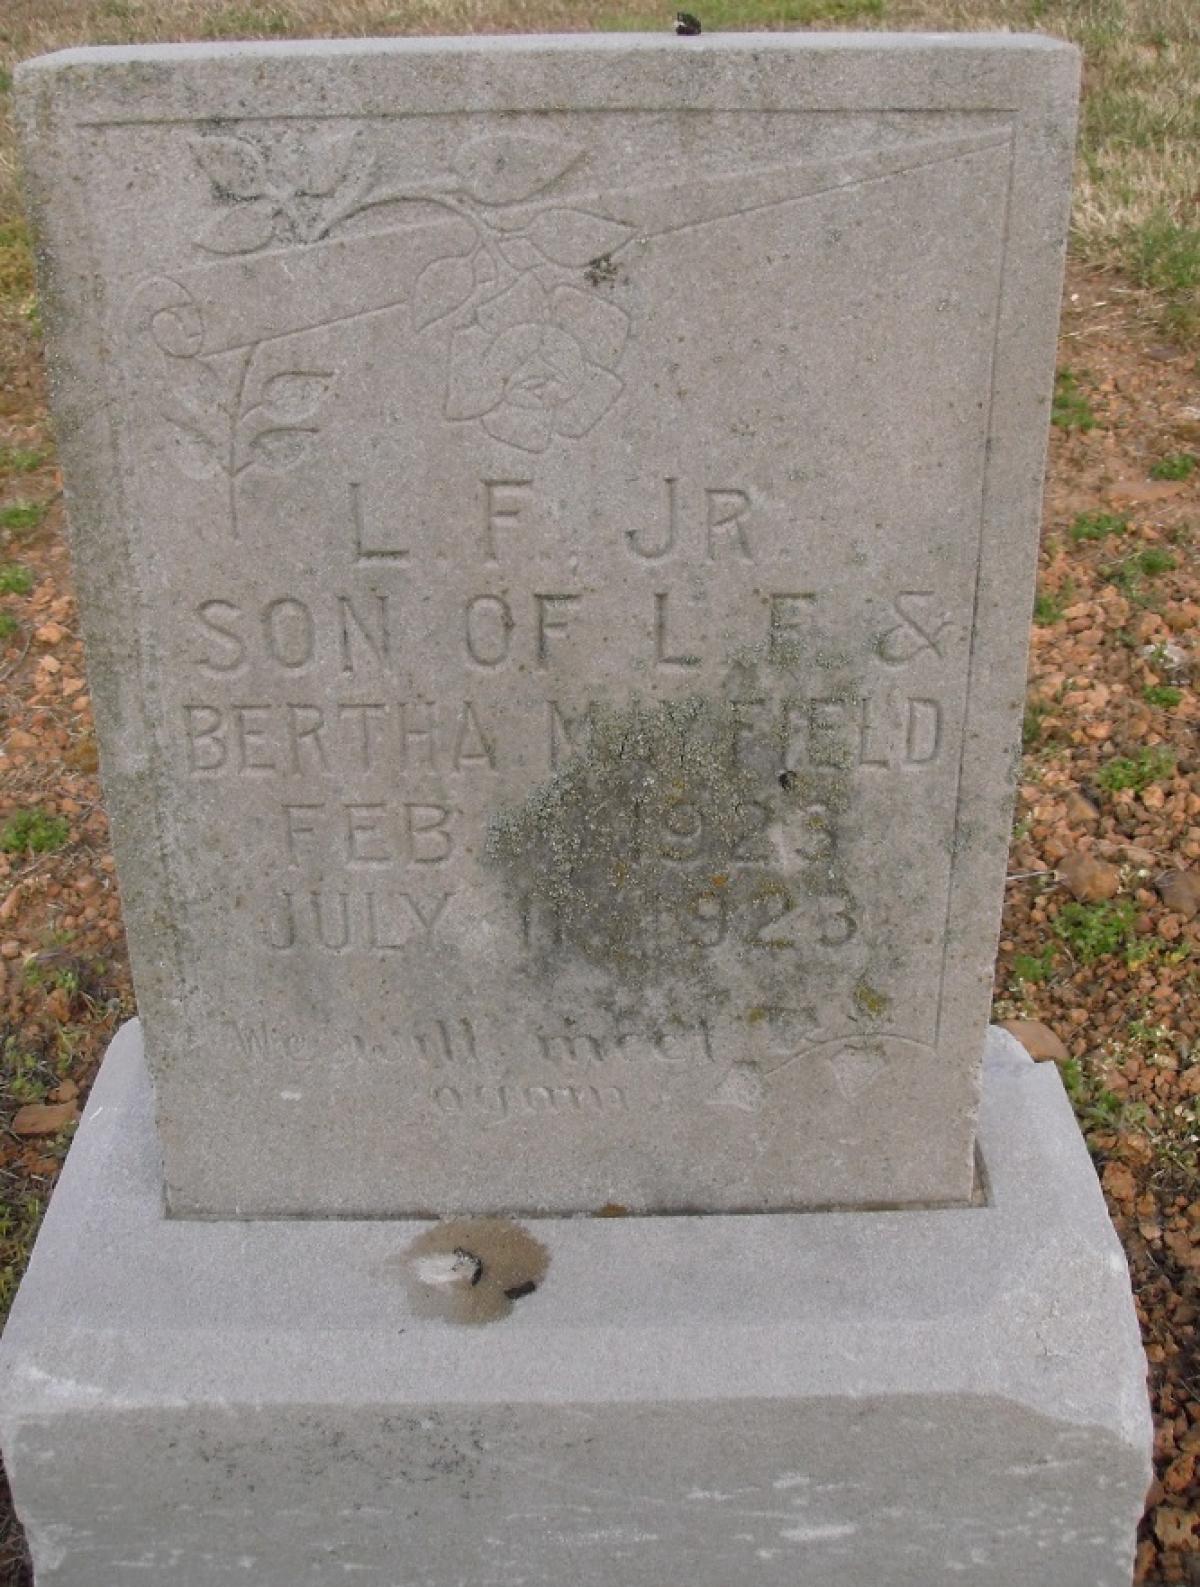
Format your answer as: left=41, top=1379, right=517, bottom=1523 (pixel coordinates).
left=0, top=1023, right=1150, bottom=1586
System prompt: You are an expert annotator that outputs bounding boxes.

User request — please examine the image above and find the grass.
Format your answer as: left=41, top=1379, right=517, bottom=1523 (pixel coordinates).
left=1102, top=545, right=1176, bottom=599
left=1051, top=369, right=1097, bottom=431
left=1069, top=510, right=1128, bottom=543
left=1060, top=1054, right=1148, bottom=1138
left=1054, top=897, right=1137, bottom=965
left=0, top=1193, right=44, bottom=1317
left=1012, top=946, right=1055, bottom=984
left=0, top=446, right=47, bottom=477
left=0, top=808, right=69, bottom=856
left=0, top=563, right=32, bottom=596
left=0, top=613, right=19, bottom=641
left=1022, top=700, right=1048, bottom=748
left=1144, top=683, right=1183, bottom=708
left=1150, top=452, right=1197, bottom=481
left=1033, top=582, right=1071, bottom=625
left=0, top=501, right=47, bottom=533
left=1094, top=745, right=1176, bottom=792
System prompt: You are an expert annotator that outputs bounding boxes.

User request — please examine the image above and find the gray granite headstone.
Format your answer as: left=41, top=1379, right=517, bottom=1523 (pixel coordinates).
left=17, top=33, right=1078, bottom=1216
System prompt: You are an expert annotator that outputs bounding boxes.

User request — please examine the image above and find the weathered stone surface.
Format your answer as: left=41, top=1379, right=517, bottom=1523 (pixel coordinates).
left=0, top=1023, right=1152, bottom=1585
left=16, top=34, right=1079, bottom=1215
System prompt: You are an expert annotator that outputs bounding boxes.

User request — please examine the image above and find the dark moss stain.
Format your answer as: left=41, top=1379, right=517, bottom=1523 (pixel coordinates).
left=584, top=251, right=619, bottom=287
left=486, top=658, right=865, bottom=1016
left=853, top=978, right=891, bottom=1019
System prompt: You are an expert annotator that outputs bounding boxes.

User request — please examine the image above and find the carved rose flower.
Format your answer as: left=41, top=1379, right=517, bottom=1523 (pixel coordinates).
left=445, top=275, right=629, bottom=452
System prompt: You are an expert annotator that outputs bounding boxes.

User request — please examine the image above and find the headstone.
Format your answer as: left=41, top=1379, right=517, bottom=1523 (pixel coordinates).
left=3, top=34, right=1153, bottom=1587
left=18, top=31, right=1079, bottom=1216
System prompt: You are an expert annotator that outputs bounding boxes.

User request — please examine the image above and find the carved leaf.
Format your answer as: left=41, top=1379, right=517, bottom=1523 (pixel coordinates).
left=190, top=136, right=268, bottom=199
left=260, top=372, right=333, bottom=422
left=199, top=202, right=280, bottom=256
left=524, top=209, right=632, bottom=267
left=164, top=416, right=224, bottom=481
left=171, top=357, right=229, bottom=424
left=451, top=135, right=582, bottom=206
left=300, top=129, right=372, bottom=197
left=412, top=256, right=477, bottom=330
left=249, top=427, right=317, bottom=471
left=499, top=238, right=543, bottom=274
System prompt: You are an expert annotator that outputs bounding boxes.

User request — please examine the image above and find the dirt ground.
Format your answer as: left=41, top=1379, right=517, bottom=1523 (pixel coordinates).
left=0, top=37, right=1196, bottom=1583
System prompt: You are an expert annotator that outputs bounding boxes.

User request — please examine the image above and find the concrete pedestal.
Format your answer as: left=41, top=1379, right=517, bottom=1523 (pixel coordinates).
left=0, top=1023, right=1151, bottom=1586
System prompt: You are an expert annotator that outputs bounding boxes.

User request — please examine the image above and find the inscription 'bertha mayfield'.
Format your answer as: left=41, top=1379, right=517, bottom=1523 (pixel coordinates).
left=16, top=34, right=1079, bottom=1215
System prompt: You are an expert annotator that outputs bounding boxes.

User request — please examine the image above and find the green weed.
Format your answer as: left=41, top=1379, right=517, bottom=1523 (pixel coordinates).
left=0, top=563, right=32, bottom=596
left=1069, top=510, right=1128, bottom=543
left=0, top=446, right=47, bottom=476
left=1103, top=547, right=1175, bottom=601
left=1012, top=947, right=1056, bottom=985
left=1136, top=547, right=1176, bottom=576
left=0, top=808, right=69, bottom=856
left=1059, top=1056, right=1144, bottom=1135
left=1054, top=898, right=1137, bottom=965
left=1150, top=452, right=1197, bottom=481
left=0, top=613, right=18, bottom=641
left=1033, top=583, right=1071, bottom=625
left=1144, top=684, right=1183, bottom=708
left=0, top=500, right=47, bottom=533
left=0, top=1192, right=46, bottom=1318
left=1126, top=212, right=1200, bottom=300
left=1051, top=369, right=1097, bottom=431
left=1094, top=746, right=1176, bottom=792
left=0, top=220, right=34, bottom=302
left=1022, top=702, right=1049, bottom=748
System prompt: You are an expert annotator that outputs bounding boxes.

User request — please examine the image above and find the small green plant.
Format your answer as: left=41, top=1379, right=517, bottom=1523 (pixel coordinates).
left=0, top=808, right=70, bottom=856
left=1136, top=547, right=1176, bottom=577
left=24, top=957, right=81, bottom=998
left=1022, top=702, right=1049, bottom=748
left=1051, top=369, right=1096, bottom=431
left=1094, top=746, right=1175, bottom=793
left=1144, top=684, right=1183, bottom=708
left=1127, top=212, right=1200, bottom=302
left=1033, top=583, right=1071, bottom=625
left=1101, top=548, right=1174, bottom=603
left=1069, top=510, right=1127, bottom=543
left=1012, top=947, right=1055, bottom=985
left=1150, top=453, right=1196, bottom=482
left=0, top=446, right=48, bottom=477
left=0, top=613, right=18, bottom=642
left=0, top=563, right=33, bottom=596
left=0, top=220, right=34, bottom=302
left=0, top=1190, right=47, bottom=1318
left=1054, top=899, right=1136, bottom=966
left=1, top=1039, right=55, bottom=1108
left=0, top=500, right=48, bottom=533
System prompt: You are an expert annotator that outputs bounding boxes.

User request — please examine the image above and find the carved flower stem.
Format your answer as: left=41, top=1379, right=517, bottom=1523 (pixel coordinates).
left=321, top=183, right=510, bottom=278
left=226, top=345, right=255, bottom=541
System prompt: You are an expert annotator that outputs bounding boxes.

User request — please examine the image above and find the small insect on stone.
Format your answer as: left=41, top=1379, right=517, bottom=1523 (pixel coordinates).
left=675, top=12, right=703, bottom=35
